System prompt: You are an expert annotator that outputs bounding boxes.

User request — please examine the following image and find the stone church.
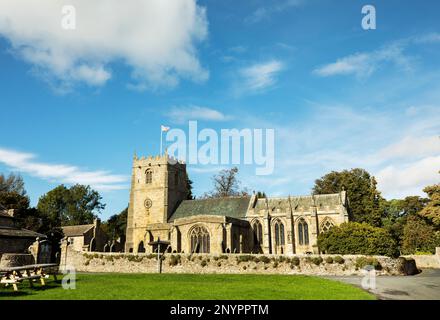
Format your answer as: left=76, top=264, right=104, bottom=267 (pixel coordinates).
left=125, top=153, right=349, bottom=255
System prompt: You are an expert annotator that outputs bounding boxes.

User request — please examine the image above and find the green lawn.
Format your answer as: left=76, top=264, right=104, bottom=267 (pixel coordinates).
left=0, top=273, right=374, bottom=300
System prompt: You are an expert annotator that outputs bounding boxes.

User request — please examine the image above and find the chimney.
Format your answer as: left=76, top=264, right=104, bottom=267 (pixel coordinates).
left=94, top=218, right=100, bottom=228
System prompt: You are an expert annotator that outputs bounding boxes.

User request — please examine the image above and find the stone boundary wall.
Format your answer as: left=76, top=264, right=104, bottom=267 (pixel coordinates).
left=405, top=252, right=440, bottom=269
left=61, top=246, right=413, bottom=276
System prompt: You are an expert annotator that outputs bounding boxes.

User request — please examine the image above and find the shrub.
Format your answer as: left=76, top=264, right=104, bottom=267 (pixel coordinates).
left=402, top=215, right=440, bottom=255
left=243, top=266, right=247, bottom=270
left=200, top=260, right=208, bottom=267
left=318, top=222, right=399, bottom=257
left=355, top=257, right=382, bottom=270
left=217, top=262, right=222, bottom=267
left=273, top=261, right=279, bottom=268
left=127, top=255, right=144, bottom=262
left=312, top=256, right=323, bottom=266
left=84, top=260, right=90, bottom=266
left=169, top=255, right=181, bottom=266
left=237, top=255, right=253, bottom=263
left=334, top=256, right=345, bottom=264
left=291, top=256, right=300, bottom=266
left=219, top=255, right=229, bottom=260
left=259, top=256, right=271, bottom=264
left=278, top=256, right=287, bottom=263
left=325, top=256, right=334, bottom=264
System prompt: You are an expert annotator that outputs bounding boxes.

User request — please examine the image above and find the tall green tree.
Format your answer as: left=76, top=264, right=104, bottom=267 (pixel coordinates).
left=402, top=215, right=440, bottom=254
left=381, top=196, right=429, bottom=250
left=313, top=168, right=383, bottom=226
left=203, top=167, right=249, bottom=198
left=102, top=207, right=127, bottom=241
left=37, top=184, right=105, bottom=227
left=0, top=173, right=30, bottom=211
left=418, top=176, right=440, bottom=227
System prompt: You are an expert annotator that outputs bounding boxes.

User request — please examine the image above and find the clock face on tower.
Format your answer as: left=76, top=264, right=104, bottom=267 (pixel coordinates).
left=144, top=198, right=152, bottom=209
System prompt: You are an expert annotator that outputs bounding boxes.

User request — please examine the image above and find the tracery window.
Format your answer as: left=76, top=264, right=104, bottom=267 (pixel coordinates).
left=190, top=225, right=210, bottom=253
left=274, top=220, right=285, bottom=246
left=252, top=220, right=263, bottom=251
left=298, top=219, right=309, bottom=245
left=321, top=219, right=335, bottom=233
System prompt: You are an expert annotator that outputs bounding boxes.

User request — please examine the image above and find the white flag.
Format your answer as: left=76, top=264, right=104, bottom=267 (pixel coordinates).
left=161, top=125, right=170, bottom=132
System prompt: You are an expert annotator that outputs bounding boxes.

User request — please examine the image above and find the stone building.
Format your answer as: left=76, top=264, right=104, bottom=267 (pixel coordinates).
left=125, top=153, right=349, bottom=255
left=61, top=219, right=108, bottom=252
left=0, top=207, right=46, bottom=255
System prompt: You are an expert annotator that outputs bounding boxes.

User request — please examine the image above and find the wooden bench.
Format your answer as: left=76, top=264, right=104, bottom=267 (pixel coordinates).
left=0, top=263, right=59, bottom=291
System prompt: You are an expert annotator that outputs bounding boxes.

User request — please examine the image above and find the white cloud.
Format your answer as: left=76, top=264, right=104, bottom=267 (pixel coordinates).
left=313, top=43, right=412, bottom=78
left=376, top=156, right=440, bottom=199
left=377, top=135, right=440, bottom=161
left=415, top=33, right=440, bottom=44
left=245, top=0, right=303, bottom=24
left=0, top=0, right=208, bottom=91
left=238, top=60, right=284, bottom=93
left=0, top=148, right=127, bottom=191
left=167, top=106, right=231, bottom=124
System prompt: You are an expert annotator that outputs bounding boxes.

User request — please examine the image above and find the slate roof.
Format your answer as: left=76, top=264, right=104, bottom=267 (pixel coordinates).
left=62, top=224, right=94, bottom=237
left=255, top=193, right=343, bottom=211
left=169, top=197, right=251, bottom=222
left=0, top=227, right=46, bottom=238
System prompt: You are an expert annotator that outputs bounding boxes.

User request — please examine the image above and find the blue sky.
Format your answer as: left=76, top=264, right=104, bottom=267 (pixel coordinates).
left=0, top=0, right=439, bottom=220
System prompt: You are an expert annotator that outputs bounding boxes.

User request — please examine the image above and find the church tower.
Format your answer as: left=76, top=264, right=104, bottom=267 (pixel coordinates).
left=125, top=153, right=188, bottom=253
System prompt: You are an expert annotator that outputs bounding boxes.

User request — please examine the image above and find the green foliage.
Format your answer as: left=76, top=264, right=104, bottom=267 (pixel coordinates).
left=203, top=167, right=248, bottom=198
left=312, top=257, right=323, bottom=266
left=419, top=180, right=440, bottom=227
left=259, top=256, right=271, bottom=264
left=169, top=255, right=181, bottom=266
left=325, top=256, right=334, bottom=264
left=236, top=255, right=254, bottom=263
left=102, top=207, right=127, bottom=241
left=291, top=256, right=300, bottom=266
left=318, top=222, right=399, bottom=257
left=126, top=255, right=144, bottom=262
left=313, top=168, right=383, bottom=226
left=200, top=259, right=208, bottom=267
left=37, top=184, right=105, bottom=227
left=0, top=173, right=30, bottom=211
left=355, top=257, right=382, bottom=270
left=402, top=215, right=440, bottom=254
left=333, top=256, right=345, bottom=264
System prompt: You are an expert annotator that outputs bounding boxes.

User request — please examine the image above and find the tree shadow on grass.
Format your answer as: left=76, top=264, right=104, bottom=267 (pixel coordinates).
left=0, top=278, right=81, bottom=299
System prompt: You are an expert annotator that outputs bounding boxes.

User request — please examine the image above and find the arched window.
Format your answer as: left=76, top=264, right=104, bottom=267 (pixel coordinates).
left=321, top=219, right=335, bottom=233
left=145, top=170, right=152, bottom=184
left=138, top=241, right=145, bottom=253
left=252, top=221, right=263, bottom=247
left=274, top=220, right=285, bottom=246
left=298, top=219, right=309, bottom=245
left=190, top=226, right=210, bottom=253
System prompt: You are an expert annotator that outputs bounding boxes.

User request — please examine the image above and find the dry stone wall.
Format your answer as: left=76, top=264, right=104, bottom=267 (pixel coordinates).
left=61, top=246, right=411, bottom=276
